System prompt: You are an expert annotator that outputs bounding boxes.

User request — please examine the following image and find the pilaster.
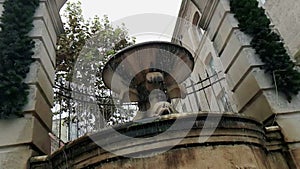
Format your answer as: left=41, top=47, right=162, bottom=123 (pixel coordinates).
left=200, top=0, right=300, bottom=167
left=0, top=0, right=65, bottom=168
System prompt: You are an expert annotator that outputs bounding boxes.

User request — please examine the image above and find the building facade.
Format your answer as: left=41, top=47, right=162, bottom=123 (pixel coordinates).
left=172, top=0, right=300, bottom=167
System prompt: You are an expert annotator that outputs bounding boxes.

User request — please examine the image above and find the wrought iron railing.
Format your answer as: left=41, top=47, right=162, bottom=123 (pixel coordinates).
left=52, top=79, right=138, bottom=143
left=51, top=68, right=232, bottom=148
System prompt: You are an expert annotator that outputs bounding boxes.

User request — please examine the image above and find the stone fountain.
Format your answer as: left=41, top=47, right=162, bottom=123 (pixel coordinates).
left=102, top=41, right=194, bottom=120
left=30, top=41, right=291, bottom=169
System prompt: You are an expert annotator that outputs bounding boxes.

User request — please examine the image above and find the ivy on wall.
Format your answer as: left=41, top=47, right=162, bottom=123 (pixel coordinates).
left=0, top=0, right=39, bottom=118
left=230, top=0, right=300, bottom=102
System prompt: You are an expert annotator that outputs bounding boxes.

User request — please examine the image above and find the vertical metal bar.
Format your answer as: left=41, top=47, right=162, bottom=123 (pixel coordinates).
left=76, top=117, right=79, bottom=138
left=67, top=81, right=71, bottom=141
left=84, top=86, right=88, bottom=133
left=206, top=70, right=222, bottom=112
left=215, top=71, right=232, bottom=112
left=190, top=79, right=202, bottom=111
left=58, top=79, right=62, bottom=145
left=76, top=83, right=79, bottom=139
left=110, top=89, right=113, bottom=125
left=198, top=74, right=211, bottom=111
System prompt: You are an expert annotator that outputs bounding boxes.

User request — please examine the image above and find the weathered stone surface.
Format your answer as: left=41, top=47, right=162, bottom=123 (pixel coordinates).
left=29, top=20, right=56, bottom=67
left=0, top=0, right=63, bottom=169
left=0, top=146, right=38, bottom=169
left=220, top=29, right=252, bottom=72
left=33, top=8, right=57, bottom=50
left=98, top=146, right=270, bottom=169
left=39, top=0, right=64, bottom=35
left=276, top=113, right=300, bottom=143
left=232, top=68, right=273, bottom=112
left=32, top=39, right=55, bottom=85
left=265, top=0, right=300, bottom=56
left=240, top=93, right=273, bottom=122
left=0, top=118, right=34, bottom=146
left=226, top=47, right=263, bottom=91
left=30, top=113, right=289, bottom=169
left=198, top=0, right=218, bottom=29
left=25, top=61, right=54, bottom=105
left=207, top=0, right=230, bottom=39
left=213, top=13, right=238, bottom=54
left=289, top=144, right=300, bottom=168
left=266, top=152, right=291, bottom=169
left=174, top=0, right=300, bottom=167
left=263, top=90, right=300, bottom=115
left=0, top=117, right=50, bottom=154
left=23, top=84, right=53, bottom=130
left=240, top=88, right=300, bottom=122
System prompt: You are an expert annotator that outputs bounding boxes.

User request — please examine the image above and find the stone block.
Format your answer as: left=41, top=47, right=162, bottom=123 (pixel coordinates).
left=32, top=39, right=55, bottom=84
left=265, top=0, right=300, bottom=56
left=0, top=117, right=50, bottom=154
left=29, top=20, right=56, bottom=67
left=213, top=13, right=238, bottom=54
left=25, top=61, right=54, bottom=105
left=195, top=0, right=209, bottom=13
left=0, top=146, right=37, bottom=169
left=232, top=68, right=273, bottom=112
left=23, top=85, right=53, bottom=130
left=266, top=152, right=291, bottom=169
left=0, top=118, right=33, bottom=145
left=289, top=144, right=300, bottom=168
left=207, top=0, right=230, bottom=39
left=98, top=146, right=269, bottom=169
left=220, top=30, right=252, bottom=72
left=196, top=37, right=213, bottom=62
left=31, top=116, right=51, bottom=154
left=241, top=92, right=273, bottom=122
left=241, top=89, right=300, bottom=122
left=226, top=47, right=263, bottom=91
left=276, top=114, right=300, bottom=142
left=38, top=0, right=64, bottom=34
left=34, top=3, right=58, bottom=46
left=263, top=90, right=300, bottom=114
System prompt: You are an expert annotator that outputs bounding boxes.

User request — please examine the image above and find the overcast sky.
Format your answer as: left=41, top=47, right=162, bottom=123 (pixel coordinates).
left=62, top=0, right=182, bottom=42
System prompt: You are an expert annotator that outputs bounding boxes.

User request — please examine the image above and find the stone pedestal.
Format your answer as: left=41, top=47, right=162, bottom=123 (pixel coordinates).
left=0, top=0, right=65, bottom=168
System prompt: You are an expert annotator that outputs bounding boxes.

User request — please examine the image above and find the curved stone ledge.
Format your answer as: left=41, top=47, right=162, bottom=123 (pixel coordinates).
left=30, top=113, right=289, bottom=169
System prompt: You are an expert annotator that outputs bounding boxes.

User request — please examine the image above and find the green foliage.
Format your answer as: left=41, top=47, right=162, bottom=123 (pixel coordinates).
left=55, top=2, right=135, bottom=131
left=230, top=0, right=300, bottom=102
left=0, top=0, right=39, bottom=118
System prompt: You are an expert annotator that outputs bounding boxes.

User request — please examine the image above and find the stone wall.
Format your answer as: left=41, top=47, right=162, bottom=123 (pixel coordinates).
left=191, top=0, right=300, bottom=167
left=0, top=0, right=65, bottom=168
left=30, top=113, right=290, bottom=169
left=172, top=0, right=300, bottom=167
left=265, top=0, right=300, bottom=58
left=172, top=0, right=236, bottom=113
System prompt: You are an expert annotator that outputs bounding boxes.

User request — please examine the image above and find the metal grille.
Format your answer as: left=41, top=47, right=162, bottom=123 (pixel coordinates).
left=52, top=79, right=138, bottom=144
left=51, top=68, right=233, bottom=148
